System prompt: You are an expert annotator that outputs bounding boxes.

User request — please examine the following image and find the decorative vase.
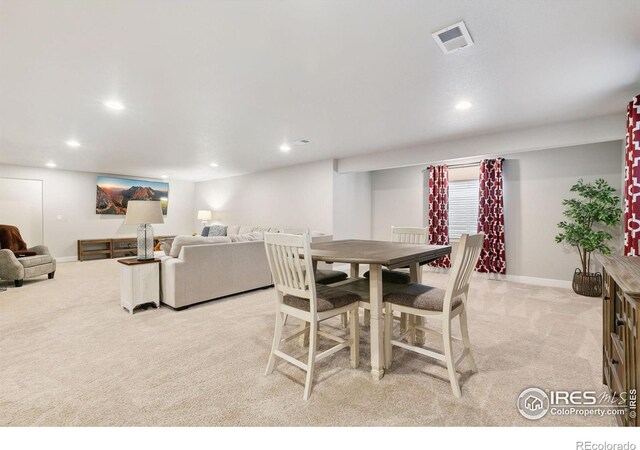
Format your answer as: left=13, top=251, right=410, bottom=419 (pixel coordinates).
left=572, top=268, right=602, bottom=297
left=137, top=224, right=155, bottom=260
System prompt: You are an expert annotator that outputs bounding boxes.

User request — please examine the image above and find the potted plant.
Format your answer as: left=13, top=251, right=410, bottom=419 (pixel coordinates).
left=555, top=178, right=622, bottom=297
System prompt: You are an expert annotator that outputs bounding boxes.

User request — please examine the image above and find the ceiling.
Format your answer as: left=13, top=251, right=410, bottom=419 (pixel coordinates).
left=1, top=0, right=639, bottom=181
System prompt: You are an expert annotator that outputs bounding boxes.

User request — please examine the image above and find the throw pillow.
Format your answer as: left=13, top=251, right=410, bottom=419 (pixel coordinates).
left=200, top=226, right=210, bottom=237
left=160, top=240, right=171, bottom=256
left=207, top=225, right=227, bottom=237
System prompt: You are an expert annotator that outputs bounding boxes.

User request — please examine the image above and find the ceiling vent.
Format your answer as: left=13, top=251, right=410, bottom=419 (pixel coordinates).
left=432, top=21, right=474, bottom=54
left=293, top=139, right=311, bottom=145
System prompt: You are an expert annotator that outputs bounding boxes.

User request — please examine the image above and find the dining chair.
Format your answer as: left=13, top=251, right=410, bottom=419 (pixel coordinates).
left=383, top=233, right=484, bottom=398
left=363, top=226, right=429, bottom=285
left=264, top=233, right=360, bottom=400
left=360, top=226, right=429, bottom=327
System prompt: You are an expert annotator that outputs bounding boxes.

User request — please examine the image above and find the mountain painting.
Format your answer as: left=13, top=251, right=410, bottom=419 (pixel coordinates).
left=96, top=176, right=169, bottom=215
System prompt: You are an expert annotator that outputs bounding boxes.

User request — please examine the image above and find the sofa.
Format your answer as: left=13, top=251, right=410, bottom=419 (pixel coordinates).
left=0, top=245, right=56, bottom=287
left=158, top=225, right=332, bottom=309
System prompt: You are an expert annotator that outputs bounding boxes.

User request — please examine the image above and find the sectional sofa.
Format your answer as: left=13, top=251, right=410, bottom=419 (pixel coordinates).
left=158, top=225, right=331, bottom=309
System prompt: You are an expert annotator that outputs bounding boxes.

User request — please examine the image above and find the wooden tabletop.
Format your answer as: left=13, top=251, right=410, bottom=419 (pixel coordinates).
left=117, top=257, right=162, bottom=266
left=310, top=239, right=451, bottom=269
left=596, top=254, right=640, bottom=297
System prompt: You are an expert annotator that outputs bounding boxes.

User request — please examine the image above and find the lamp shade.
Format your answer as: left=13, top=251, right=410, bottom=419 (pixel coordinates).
left=124, top=201, right=164, bottom=225
left=197, top=210, right=212, bottom=221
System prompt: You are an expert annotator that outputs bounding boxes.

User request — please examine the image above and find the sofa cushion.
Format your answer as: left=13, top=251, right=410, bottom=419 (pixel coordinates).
left=207, top=225, right=227, bottom=237
left=226, top=225, right=240, bottom=235
left=200, top=226, right=210, bottom=237
left=169, top=236, right=232, bottom=258
left=238, top=226, right=254, bottom=234
left=228, top=232, right=264, bottom=242
left=17, top=254, right=53, bottom=268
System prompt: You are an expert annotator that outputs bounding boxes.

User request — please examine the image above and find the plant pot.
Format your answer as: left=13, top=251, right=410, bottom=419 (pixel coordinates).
left=572, top=268, right=602, bottom=297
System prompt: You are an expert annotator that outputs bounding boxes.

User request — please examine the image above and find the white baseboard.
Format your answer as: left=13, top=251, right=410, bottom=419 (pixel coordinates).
left=55, top=256, right=78, bottom=263
left=503, top=274, right=572, bottom=289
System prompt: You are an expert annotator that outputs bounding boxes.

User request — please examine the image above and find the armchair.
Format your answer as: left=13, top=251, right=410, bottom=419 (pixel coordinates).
left=0, top=245, right=56, bottom=287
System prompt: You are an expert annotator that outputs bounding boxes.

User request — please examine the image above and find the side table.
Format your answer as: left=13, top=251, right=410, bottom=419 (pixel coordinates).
left=118, top=258, right=161, bottom=315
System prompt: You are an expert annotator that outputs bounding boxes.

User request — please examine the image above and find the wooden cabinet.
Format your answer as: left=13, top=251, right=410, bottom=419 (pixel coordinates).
left=77, top=236, right=175, bottom=261
left=598, top=255, right=639, bottom=427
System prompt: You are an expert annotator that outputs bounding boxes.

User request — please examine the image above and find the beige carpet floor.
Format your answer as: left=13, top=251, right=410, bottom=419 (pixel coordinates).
left=0, top=260, right=614, bottom=426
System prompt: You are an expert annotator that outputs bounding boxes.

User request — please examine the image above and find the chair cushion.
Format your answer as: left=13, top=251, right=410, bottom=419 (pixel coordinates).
left=284, top=284, right=360, bottom=312
left=315, top=269, right=348, bottom=285
left=18, top=254, right=53, bottom=268
left=363, top=268, right=411, bottom=284
left=383, top=284, right=463, bottom=312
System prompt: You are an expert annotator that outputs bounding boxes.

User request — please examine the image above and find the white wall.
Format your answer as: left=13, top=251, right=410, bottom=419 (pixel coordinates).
left=504, top=142, right=623, bottom=281
left=371, top=165, right=426, bottom=241
left=339, top=113, right=625, bottom=173
left=0, top=164, right=195, bottom=259
left=194, top=159, right=335, bottom=233
left=333, top=171, right=372, bottom=240
left=370, top=141, right=624, bottom=282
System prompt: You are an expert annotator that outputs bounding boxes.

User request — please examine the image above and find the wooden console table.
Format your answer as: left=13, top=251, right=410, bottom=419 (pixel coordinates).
left=77, top=236, right=175, bottom=261
left=598, top=254, right=639, bottom=427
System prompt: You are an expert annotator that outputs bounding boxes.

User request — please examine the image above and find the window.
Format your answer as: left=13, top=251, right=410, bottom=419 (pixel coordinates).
left=448, top=179, right=479, bottom=239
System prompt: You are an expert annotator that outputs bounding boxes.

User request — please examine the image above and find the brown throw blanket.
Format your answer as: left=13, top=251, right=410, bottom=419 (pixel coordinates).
left=0, top=225, right=36, bottom=257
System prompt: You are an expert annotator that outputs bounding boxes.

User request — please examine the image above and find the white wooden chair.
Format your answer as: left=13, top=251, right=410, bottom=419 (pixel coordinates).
left=360, top=226, right=429, bottom=326
left=264, top=233, right=360, bottom=400
left=383, top=233, right=484, bottom=397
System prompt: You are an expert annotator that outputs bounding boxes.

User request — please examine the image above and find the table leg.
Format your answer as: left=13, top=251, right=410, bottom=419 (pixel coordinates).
left=350, top=263, right=360, bottom=278
left=410, top=262, right=425, bottom=345
left=368, top=264, right=384, bottom=380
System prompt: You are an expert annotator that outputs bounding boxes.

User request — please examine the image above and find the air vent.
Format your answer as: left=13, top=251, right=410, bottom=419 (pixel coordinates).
left=432, top=21, right=474, bottom=54
left=293, top=139, right=311, bottom=145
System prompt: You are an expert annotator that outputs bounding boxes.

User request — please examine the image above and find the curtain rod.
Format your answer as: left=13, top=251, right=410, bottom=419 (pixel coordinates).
left=447, top=162, right=480, bottom=169
left=421, top=158, right=505, bottom=173
left=421, top=161, right=480, bottom=173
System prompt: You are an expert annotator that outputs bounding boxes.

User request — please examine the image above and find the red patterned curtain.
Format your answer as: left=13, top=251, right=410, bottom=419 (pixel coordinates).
left=476, top=158, right=506, bottom=274
left=624, top=95, right=640, bottom=256
left=428, top=164, right=451, bottom=268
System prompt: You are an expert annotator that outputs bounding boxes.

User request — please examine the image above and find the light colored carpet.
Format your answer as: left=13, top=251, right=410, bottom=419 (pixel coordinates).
left=0, top=260, right=614, bottom=426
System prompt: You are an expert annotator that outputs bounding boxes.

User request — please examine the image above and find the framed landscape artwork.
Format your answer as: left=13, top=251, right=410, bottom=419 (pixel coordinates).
left=96, top=176, right=169, bottom=215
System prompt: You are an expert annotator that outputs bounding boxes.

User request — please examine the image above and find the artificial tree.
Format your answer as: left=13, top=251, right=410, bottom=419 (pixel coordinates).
left=555, top=178, right=622, bottom=296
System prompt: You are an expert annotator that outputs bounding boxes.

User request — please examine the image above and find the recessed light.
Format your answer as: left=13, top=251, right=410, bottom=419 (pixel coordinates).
left=455, top=101, right=472, bottom=110
left=160, top=175, right=168, bottom=179
left=65, top=139, right=81, bottom=148
left=209, top=162, right=219, bottom=168
left=104, top=99, right=125, bottom=111
left=46, top=162, right=57, bottom=168
left=280, top=143, right=291, bottom=152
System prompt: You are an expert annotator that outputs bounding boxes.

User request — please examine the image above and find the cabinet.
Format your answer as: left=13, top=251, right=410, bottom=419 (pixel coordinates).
left=118, top=257, right=160, bottom=314
left=598, top=255, right=639, bottom=427
left=77, top=236, right=175, bottom=261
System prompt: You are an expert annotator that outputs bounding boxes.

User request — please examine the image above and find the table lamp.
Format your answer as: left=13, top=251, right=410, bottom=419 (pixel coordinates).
left=124, top=200, right=164, bottom=260
left=197, top=209, right=212, bottom=228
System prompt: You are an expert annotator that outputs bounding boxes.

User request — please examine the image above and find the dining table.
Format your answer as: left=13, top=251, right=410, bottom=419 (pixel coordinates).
left=310, top=239, right=451, bottom=381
